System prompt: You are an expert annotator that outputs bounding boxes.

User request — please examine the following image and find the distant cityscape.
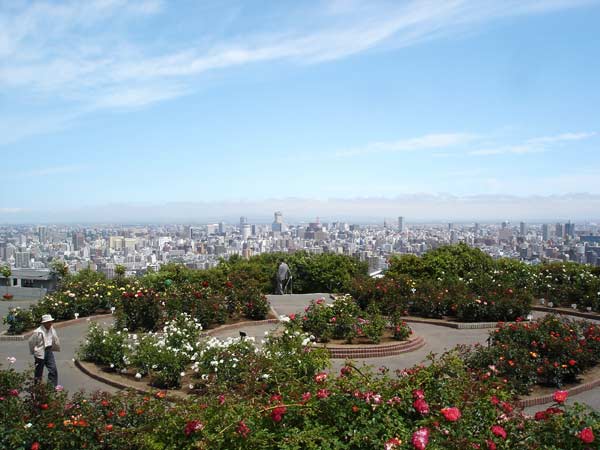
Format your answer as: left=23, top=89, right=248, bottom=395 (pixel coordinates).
left=2, top=212, right=600, bottom=282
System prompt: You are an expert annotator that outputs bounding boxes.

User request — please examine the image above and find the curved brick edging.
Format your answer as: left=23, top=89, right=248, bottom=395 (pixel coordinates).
left=0, top=313, right=114, bottom=341
left=74, top=360, right=186, bottom=401
left=516, top=374, right=600, bottom=408
left=401, top=317, right=510, bottom=330
left=315, top=335, right=426, bottom=359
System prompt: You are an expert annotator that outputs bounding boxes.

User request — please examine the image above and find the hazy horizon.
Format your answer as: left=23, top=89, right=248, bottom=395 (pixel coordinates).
left=2, top=193, right=600, bottom=225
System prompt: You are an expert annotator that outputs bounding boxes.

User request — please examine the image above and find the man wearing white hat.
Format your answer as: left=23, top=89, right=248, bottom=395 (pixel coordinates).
left=28, top=314, right=61, bottom=387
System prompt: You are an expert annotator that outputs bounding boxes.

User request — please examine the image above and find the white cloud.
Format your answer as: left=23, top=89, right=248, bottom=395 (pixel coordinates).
left=468, top=131, right=597, bottom=156
left=527, top=132, right=597, bottom=145
left=1, top=1, right=597, bottom=110
left=335, top=133, right=477, bottom=157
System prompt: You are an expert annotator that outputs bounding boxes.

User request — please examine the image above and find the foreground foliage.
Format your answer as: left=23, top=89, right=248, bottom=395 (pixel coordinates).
left=2, top=352, right=599, bottom=450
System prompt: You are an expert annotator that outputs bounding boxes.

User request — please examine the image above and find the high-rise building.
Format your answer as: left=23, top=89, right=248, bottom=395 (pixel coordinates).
left=218, top=222, right=226, bottom=234
left=15, top=251, right=31, bottom=268
left=565, top=221, right=575, bottom=238
left=37, top=226, right=47, bottom=244
left=272, top=211, right=284, bottom=233
left=109, top=236, right=125, bottom=250
left=448, top=223, right=453, bottom=230
left=241, top=223, right=251, bottom=240
left=519, top=222, right=527, bottom=236
left=240, top=216, right=248, bottom=228
left=398, top=216, right=404, bottom=233
left=72, top=232, right=84, bottom=251
left=555, top=223, right=564, bottom=239
left=542, top=224, right=550, bottom=241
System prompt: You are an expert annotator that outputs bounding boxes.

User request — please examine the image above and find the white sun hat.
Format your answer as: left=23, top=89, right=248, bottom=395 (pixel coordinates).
left=41, top=314, right=55, bottom=323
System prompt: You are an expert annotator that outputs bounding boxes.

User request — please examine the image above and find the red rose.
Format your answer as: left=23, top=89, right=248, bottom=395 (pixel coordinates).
left=553, top=390, right=568, bottom=404
left=412, top=389, right=425, bottom=399
left=534, top=411, right=548, bottom=421
left=485, top=440, right=496, bottom=450
left=385, top=437, right=402, bottom=450
left=568, top=359, right=576, bottom=366
left=31, top=443, right=40, bottom=450
left=271, top=405, right=287, bottom=422
left=500, top=401, right=513, bottom=414
left=314, top=372, right=328, bottom=383
left=236, top=420, right=250, bottom=438
left=105, top=424, right=113, bottom=431
left=202, top=281, right=209, bottom=288
left=491, top=425, right=507, bottom=439
left=317, top=389, right=330, bottom=399
left=411, top=427, right=430, bottom=450
left=440, top=407, right=461, bottom=422
left=490, top=396, right=499, bottom=405
left=40, top=403, right=49, bottom=410
left=184, top=420, right=204, bottom=437
left=413, top=398, right=430, bottom=415
left=578, top=427, right=595, bottom=444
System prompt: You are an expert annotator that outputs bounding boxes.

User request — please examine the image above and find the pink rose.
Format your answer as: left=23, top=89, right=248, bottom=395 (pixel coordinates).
left=440, top=407, right=461, bottom=422
left=411, top=428, right=430, bottom=450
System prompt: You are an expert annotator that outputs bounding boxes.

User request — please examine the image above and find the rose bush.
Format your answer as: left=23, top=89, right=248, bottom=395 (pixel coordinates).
left=3, top=352, right=600, bottom=450
left=464, top=314, right=600, bottom=394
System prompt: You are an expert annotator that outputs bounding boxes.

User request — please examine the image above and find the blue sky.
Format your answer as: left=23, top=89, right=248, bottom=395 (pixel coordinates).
left=2, top=0, right=600, bottom=222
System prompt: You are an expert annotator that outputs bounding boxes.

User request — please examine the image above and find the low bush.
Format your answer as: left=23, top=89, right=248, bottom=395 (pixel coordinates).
left=465, top=315, right=600, bottom=394
left=3, top=307, right=35, bottom=335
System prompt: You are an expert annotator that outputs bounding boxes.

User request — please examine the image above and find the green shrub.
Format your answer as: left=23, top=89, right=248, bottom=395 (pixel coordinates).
left=3, top=307, right=35, bottom=335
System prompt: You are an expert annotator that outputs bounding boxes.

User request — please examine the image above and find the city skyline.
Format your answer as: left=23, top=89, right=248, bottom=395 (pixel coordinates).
left=2, top=1, right=600, bottom=221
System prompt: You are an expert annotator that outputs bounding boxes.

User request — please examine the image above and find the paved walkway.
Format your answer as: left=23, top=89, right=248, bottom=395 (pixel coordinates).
left=1, top=293, right=599, bottom=412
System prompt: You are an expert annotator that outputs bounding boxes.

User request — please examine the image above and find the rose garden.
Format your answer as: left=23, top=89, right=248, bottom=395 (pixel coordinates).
left=2, top=245, right=600, bottom=449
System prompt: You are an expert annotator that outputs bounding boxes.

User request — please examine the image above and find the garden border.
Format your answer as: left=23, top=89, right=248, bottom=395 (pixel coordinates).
left=401, top=316, right=514, bottom=329
left=516, top=374, right=600, bottom=408
left=315, top=335, right=425, bottom=359
left=0, top=313, right=113, bottom=341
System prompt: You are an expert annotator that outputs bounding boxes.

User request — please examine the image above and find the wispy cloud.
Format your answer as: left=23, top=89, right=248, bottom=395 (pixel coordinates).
left=527, top=132, right=597, bottom=145
left=335, top=133, right=477, bottom=158
left=468, top=131, right=597, bottom=156
left=1, top=0, right=598, bottom=144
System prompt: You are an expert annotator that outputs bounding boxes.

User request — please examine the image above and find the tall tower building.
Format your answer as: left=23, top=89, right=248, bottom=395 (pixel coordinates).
left=240, top=216, right=247, bottom=228
left=72, top=232, right=84, bottom=251
left=219, top=222, right=226, bottom=234
left=37, top=226, right=47, bottom=244
left=542, top=224, right=549, bottom=241
left=241, top=224, right=251, bottom=240
left=555, top=223, right=564, bottom=239
left=519, top=222, right=527, bottom=236
left=272, top=211, right=284, bottom=233
left=565, top=221, right=575, bottom=238
left=398, top=216, right=404, bottom=233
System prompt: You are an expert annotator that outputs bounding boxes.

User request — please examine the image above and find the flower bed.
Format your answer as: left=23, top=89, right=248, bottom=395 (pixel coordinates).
left=78, top=313, right=329, bottom=391
left=286, top=295, right=409, bottom=344
left=3, top=267, right=271, bottom=335
left=464, top=314, right=600, bottom=394
left=2, top=352, right=599, bottom=449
